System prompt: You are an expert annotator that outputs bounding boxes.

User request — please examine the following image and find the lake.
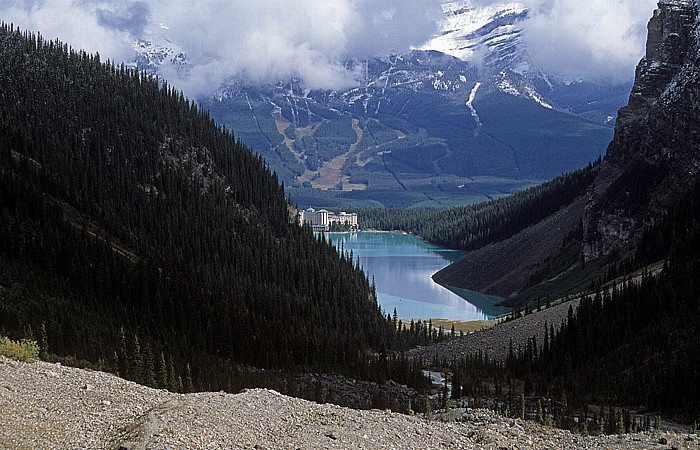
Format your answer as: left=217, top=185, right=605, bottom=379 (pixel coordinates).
left=327, top=232, right=506, bottom=321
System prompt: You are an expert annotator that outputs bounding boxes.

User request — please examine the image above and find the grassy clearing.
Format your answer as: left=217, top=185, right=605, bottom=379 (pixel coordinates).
left=428, top=319, right=494, bottom=334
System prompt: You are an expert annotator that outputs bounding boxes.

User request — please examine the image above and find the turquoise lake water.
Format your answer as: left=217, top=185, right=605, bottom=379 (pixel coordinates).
left=327, top=232, right=506, bottom=321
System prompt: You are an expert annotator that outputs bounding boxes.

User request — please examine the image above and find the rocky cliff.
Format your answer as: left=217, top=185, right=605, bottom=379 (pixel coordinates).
left=584, top=0, right=699, bottom=260
left=436, top=0, right=700, bottom=302
left=613, top=0, right=697, bottom=149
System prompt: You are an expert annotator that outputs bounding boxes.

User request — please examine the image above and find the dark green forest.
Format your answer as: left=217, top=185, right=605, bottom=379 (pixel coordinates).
left=2, top=20, right=698, bottom=428
left=0, top=24, right=436, bottom=397
left=359, top=162, right=598, bottom=251
left=436, top=181, right=700, bottom=426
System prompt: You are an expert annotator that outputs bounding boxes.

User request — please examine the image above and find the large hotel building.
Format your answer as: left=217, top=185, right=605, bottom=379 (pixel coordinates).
left=299, top=208, right=358, bottom=232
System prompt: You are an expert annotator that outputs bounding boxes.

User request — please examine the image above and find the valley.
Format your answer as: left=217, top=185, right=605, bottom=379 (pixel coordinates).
left=2, top=0, right=700, bottom=446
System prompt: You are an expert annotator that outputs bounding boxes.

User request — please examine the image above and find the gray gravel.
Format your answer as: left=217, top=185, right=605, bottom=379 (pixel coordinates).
left=407, top=299, right=581, bottom=363
left=2, top=356, right=697, bottom=449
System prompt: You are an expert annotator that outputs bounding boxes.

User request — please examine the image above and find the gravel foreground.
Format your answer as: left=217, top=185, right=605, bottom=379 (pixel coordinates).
left=1, top=356, right=697, bottom=450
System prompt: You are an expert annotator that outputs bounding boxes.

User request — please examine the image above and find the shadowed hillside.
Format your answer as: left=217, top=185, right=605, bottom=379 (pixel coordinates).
left=0, top=23, right=402, bottom=392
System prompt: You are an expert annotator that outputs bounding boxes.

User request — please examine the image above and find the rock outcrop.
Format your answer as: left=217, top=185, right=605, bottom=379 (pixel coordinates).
left=437, top=1, right=700, bottom=301
left=612, top=0, right=697, bottom=150
left=584, top=0, right=699, bottom=260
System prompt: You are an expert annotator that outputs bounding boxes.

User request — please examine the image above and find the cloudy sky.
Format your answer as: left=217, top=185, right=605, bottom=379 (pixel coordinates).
left=519, top=0, right=658, bottom=83
left=2, top=0, right=658, bottom=96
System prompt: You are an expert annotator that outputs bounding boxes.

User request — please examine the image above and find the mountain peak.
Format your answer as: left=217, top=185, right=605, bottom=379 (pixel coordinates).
left=584, top=0, right=699, bottom=258
left=609, top=0, right=698, bottom=161
left=424, top=1, right=530, bottom=74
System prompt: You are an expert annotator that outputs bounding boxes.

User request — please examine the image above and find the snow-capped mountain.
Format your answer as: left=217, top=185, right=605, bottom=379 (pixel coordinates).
left=129, top=2, right=631, bottom=208
left=422, top=0, right=553, bottom=106
left=133, top=38, right=188, bottom=75
left=131, top=23, right=189, bottom=78
left=198, top=47, right=616, bottom=208
left=422, top=1, right=633, bottom=121
left=424, top=0, right=531, bottom=74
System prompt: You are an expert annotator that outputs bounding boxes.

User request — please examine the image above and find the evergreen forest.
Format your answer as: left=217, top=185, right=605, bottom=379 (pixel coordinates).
left=0, top=24, right=434, bottom=397
left=438, top=181, right=700, bottom=425
left=359, top=162, right=599, bottom=251
left=2, top=21, right=699, bottom=429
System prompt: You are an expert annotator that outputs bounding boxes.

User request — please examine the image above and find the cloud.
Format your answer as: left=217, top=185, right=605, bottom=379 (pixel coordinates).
left=1, top=0, right=442, bottom=96
left=1, top=0, right=659, bottom=96
left=96, top=1, right=151, bottom=37
left=1, top=0, right=136, bottom=62
left=151, top=0, right=443, bottom=95
left=518, top=0, right=658, bottom=83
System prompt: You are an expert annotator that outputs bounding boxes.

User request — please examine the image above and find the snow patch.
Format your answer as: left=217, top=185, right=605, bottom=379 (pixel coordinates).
left=523, top=85, right=553, bottom=109
left=466, top=82, right=483, bottom=136
left=423, top=0, right=528, bottom=67
left=496, top=77, right=520, bottom=96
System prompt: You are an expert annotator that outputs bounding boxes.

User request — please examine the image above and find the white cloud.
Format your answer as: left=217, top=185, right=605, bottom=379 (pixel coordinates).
left=1, top=0, right=660, bottom=95
left=518, top=0, right=657, bottom=83
left=1, top=0, right=442, bottom=96
left=1, top=0, right=135, bottom=62
left=154, top=0, right=444, bottom=95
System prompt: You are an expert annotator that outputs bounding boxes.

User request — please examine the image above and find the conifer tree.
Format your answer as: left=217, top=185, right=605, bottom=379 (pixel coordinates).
left=156, top=352, right=168, bottom=389
left=184, top=363, right=194, bottom=393
left=167, top=355, right=178, bottom=392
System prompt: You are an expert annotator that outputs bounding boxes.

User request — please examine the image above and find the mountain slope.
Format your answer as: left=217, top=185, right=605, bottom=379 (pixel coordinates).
left=424, top=0, right=531, bottom=72
left=433, top=0, right=700, bottom=306
left=131, top=2, right=626, bottom=209
left=0, top=24, right=392, bottom=390
left=423, top=0, right=633, bottom=124
left=202, top=54, right=615, bottom=208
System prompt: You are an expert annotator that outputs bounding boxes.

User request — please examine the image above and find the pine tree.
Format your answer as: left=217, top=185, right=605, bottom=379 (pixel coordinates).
left=156, top=352, right=167, bottom=389
left=117, top=327, right=128, bottom=378
left=184, top=363, right=194, bottom=393
left=141, top=343, right=156, bottom=388
left=167, top=355, right=178, bottom=392
left=129, top=334, right=143, bottom=383
left=39, top=323, right=49, bottom=360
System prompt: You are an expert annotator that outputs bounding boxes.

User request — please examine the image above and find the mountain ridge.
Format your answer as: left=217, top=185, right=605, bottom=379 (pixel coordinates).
left=0, top=23, right=396, bottom=394
left=131, top=2, right=628, bottom=209
left=434, top=0, right=700, bottom=305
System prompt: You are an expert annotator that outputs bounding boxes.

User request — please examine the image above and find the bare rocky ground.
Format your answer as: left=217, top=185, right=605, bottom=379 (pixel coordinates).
left=2, top=356, right=698, bottom=449
left=407, top=298, right=581, bottom=363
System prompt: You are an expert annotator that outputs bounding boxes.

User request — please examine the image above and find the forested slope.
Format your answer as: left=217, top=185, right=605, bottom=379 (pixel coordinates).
left=407, top=0, right=700, bottom=425
left=360, top=163, right=598, bottom=251
left=442, top=181, right=700, bottom=424
left=0, top=24, right=395, bottom=391
left=372, top=1, right=700, bottom=309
